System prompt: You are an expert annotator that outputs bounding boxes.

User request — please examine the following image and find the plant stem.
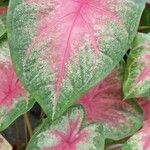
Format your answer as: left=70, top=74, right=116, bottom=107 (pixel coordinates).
left=15, top=121, right=20, bottom=150
left=24, top=113, right=32, bottom=138
left=24, top=115, right=28, bottom=144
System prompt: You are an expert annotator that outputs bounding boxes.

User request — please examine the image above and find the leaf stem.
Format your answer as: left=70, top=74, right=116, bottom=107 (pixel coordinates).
left=24, top=113, right=32, bottom=138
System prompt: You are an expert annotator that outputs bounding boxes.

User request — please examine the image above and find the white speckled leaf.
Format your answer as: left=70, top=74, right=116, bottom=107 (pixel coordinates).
left=124, top=33, right=150, bottom=98
left=27, top=106, right=105, bottom=150
left=0, top=39, right=34, bottom=131
left=122, top=119, right=150, bottom=150
left=0, top=7, right=7, bottom=39
left=0, top=134, right=12, bottom=150
left=77, top=63, right=143, bottom=140
left=7, top=0, right=146, bottom=119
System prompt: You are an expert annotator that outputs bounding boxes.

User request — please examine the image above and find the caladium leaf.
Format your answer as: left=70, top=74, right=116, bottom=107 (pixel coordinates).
left=0, top=7, right=7, bottom=39
left=122, top=98, right=150, bottom=150
left=78, top=63, right=143, bottom=140
left=124, top=33, right=150, bottom=98
left=138, top=97, right=150, bottom=121
left=0, top=134, right=12, bottom=150
left=122, top=119, right=150, bottom=150
left=0, top=39, right=34, bottom=131
left=7, top=0, right=146, bottom=119
left=27, top=106, right=105, bottom=150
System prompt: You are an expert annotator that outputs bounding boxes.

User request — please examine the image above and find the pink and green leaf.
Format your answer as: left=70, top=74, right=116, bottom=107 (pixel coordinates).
left=0, top=134, right=12, bottom=150
left=123, top=33, right=150, bottom=98
left=77, top=63, right=143, bottom=140
left=27, top=106, right=105, bottom=150
left=122, top=119, right=150, bottom=150
left=138, top=97, right=150, bottom=121
left=7, top=0, right=146, bottom=119
left=0, top=39, right=34, bottom=131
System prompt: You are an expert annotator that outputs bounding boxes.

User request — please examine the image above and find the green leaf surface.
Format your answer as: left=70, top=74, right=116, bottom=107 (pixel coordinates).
left=122, top=119, right=150, bottom=150
left=124, top=33, right=150, bottom=98
left=27, top=106, right=105, bottom=150
left=0, top=39, right=34, bottom=131
left=0, top=8, right=7, bottom=39
left=78, top=63, right=143, bottom=140
left=7, top=0, right=146, bottom=119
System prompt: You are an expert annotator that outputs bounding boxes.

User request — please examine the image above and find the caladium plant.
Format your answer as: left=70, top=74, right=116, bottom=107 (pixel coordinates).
left=0, top=39, right=34, bottom=131
left=122, top=98, right=150, bottom=150
left=77, top=63, right=142, bottom=140
left=124, top=33, right=150, bottom=98
left=7, top=0, right=146, bottom=119
left=0, top=0, right=150, bottom=149
left=27, top=106, right=105, bottom=150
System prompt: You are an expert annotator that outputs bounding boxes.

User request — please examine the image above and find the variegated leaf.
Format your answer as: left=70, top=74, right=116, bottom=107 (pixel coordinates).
left=0, top=7, right=7, bottom=39
left=0, top=39, right=34, bottom=131
left=7, top=0, right=146, bottom=119
left=27, top=106, right=104, bottom=150
left=78, top=63, right=143, bottom=140
left=124, top=33, right=150, bottom=98
left=138, top=97, right=150, bottom=121
left=122, top=119, right=150, bottom=150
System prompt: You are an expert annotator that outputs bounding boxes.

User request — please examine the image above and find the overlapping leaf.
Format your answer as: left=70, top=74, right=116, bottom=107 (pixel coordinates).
left=0, top=134, right=12, bottom=150
left=7, top=0, right=146, bottom=119
left=122, top=97, right=150, bottom=150
left=0, top=40, right=34, bottom=131
left=27, top=106, right=104, bottom=150
left=138, top=97, right=150, bottom=120
left=77, top=63, right=143, bottom=140
left=122, top=119, right=150, bottom=150
left=124, top=33, right=150, bottom=98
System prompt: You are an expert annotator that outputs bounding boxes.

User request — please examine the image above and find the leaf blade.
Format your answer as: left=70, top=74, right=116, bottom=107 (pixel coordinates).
left=7, top=0, right=146, bottom=119
left=123, top=33, right=150, bottom=98
left=78, top=63, right=143, bottom=140
left=27, top=106, right=105, bottom=150
left=0, top=39, right=34, bottom=131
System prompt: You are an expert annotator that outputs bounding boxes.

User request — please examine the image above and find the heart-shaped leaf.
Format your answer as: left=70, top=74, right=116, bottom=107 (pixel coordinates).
left=78, top=63, right=143, bottom=140
left=7, top=0, right=146, bottom=119
left=27, top=106, right=105, bottom=150
left=122, top=119, right=150, bottom=150
left=0, top=134, right=12, bottom=150
left=124, top=33, right=150, bottom=98
left=0, top=39, right=34, bottom=131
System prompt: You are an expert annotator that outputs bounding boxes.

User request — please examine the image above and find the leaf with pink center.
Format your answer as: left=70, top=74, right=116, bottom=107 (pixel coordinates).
left=27, top=106, right=105, bottom=150
left=0, top=39, right=34, bottom=131
left=7, top=0, right=146, bottom=119
left=78, top=63, right=143, bottom=140
left=0, top=134, right=12, bottom=150
left=124, top=33, right=150, bottom=98
left=122, top=119, right=150, bottom=150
